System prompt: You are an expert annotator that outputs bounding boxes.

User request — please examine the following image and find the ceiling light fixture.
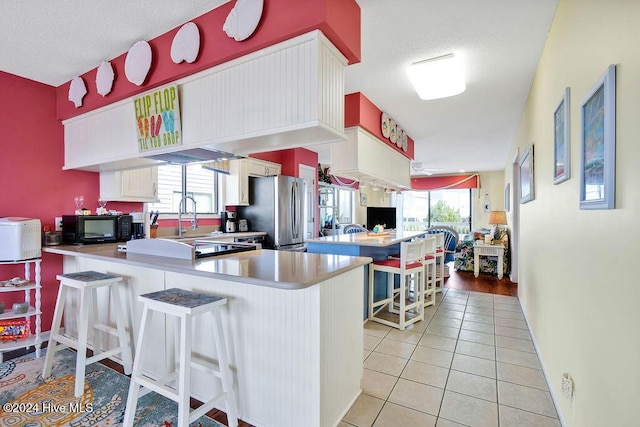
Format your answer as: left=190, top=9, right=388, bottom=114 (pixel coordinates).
left=407, top=53, right=466, bottom=100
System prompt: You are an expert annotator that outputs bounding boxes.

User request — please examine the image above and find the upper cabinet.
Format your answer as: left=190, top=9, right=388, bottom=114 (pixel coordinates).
left=330, top=127, right=411, bottom=190
left=225, top=158, right=281, bottom=206
left=246, top=158, right=281, bottom=177
left=100, top=167, right=158, bottom=202
left=62, top=31, right=346, bottom=173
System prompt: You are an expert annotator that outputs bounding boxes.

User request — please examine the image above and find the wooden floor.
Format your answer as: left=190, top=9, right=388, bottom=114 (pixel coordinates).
left=444, top=263, right=518, bottom=296
left=3, top=265, right=515, bottom=427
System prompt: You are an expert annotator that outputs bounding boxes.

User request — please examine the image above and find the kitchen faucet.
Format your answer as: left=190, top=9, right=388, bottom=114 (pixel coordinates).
left=177, top=195, right=198, bottom=236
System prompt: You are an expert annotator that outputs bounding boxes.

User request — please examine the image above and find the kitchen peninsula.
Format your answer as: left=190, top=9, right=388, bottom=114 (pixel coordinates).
left=306, top=230, right=426, bottom=317
left=44, top=243, right=371, bottom=427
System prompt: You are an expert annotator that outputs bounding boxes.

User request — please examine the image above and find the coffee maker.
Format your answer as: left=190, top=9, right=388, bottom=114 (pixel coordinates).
left=220, top=211, right=237, bottom=233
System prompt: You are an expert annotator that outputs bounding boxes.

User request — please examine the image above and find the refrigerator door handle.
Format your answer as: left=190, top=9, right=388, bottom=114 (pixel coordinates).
left=291, top=183, right=296, bottom=238
left=293, top=181, right=299, bottom=239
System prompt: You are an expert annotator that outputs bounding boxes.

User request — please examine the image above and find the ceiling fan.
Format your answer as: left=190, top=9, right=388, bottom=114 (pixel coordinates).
left=410, top=162, right=442, bottom=176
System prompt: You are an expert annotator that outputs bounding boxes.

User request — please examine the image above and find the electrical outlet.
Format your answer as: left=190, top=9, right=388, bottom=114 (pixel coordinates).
left=55, top=217, right=63, bottom=231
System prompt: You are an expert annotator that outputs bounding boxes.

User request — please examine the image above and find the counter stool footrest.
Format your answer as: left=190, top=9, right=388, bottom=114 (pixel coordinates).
left=134, top=375, right=180, bottom=401
left=192, top=356, right=223, bottom=379
left=189, top=393, right=227, bottom=422
left=93, top=323, right=119, bottom=336
left=85, top=347, right=126, bottom=365
left=51, top=334, right=77, bottom=350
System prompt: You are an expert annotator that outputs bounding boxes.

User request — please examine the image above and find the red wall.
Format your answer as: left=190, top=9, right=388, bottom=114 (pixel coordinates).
left=0, top=71, right=141, bottom=333
left=344, top=92, right=415, bottom=160
left=56, top=0, right=361, bottom=120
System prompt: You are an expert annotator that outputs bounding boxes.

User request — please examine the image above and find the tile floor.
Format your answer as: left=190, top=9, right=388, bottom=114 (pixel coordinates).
left=340, top=289, right=561, bottom=427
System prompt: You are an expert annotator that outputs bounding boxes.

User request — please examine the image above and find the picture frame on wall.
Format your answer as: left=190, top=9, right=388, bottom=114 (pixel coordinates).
left=360, top=191, right=367, bottom=207
left=553, top=88, right=571, bottom=184
left=580, top=64, right=616, bottom=210
left=519, top=144, right=535, bottom=204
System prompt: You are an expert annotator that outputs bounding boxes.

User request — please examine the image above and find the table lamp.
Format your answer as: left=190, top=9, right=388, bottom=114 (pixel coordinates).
left=487, top=210, right=508, bottom=243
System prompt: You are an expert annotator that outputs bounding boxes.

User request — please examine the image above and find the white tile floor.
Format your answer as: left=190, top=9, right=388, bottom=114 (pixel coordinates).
left=341, top=289, right=561, bottom=427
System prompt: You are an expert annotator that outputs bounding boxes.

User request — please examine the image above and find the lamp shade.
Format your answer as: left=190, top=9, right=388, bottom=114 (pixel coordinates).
left=488, top=210, right=507, bottom=225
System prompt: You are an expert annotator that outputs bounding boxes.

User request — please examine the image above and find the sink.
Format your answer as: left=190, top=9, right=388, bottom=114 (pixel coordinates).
left=165, top=232, right=226, bottom=241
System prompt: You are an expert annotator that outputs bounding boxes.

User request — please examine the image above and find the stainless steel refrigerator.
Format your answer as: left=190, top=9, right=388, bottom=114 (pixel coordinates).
left=237, top=175, right=306, bottom=250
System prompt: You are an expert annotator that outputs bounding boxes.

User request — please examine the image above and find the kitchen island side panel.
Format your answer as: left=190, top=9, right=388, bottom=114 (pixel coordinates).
left=165, top=268, right=363, bottom=427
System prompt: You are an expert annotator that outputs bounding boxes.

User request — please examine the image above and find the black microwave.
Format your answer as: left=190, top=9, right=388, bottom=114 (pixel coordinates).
left=62, top=215, right=133, bottom=244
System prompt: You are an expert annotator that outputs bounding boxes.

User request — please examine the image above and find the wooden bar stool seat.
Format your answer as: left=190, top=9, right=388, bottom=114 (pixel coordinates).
left=123, top=288, right=239, bottom=427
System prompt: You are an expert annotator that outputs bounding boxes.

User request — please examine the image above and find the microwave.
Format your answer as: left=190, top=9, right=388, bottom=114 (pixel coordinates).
left=62, top=215, right=133, bottom=244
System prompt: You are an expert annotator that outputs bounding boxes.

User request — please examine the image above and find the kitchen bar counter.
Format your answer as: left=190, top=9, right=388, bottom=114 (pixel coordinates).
left=44, top=243, right=370, bottom=290
left=306, top=230, right=426, bottom=247
left=306, top=230, right=426, bottom=318
left=44, top=242, right=366, bottom=427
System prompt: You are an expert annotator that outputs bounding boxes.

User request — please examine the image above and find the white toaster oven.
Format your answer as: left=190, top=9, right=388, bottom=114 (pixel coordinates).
left=0, top=217, right=42, bottom=261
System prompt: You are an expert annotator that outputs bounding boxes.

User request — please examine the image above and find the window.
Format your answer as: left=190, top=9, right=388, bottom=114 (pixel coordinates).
left=336, top=188, right=354, bottom=224
left=148, top=164, right=219, bottom=213
left=402, top=189, right=471, bottom=233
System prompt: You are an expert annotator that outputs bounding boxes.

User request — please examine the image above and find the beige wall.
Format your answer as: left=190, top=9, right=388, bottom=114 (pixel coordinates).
left=473, top=171, right=506, bottom=229
left=506, top=1, right=640, bottom=425
left=354, top=187, right=392, bottom=227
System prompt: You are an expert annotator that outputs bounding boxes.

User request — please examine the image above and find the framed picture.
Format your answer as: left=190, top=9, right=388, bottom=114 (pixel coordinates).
left=504, top=183, right=510, bottom=212
left=360, top=192, right=367, bottom=206
left=554, top=88, right=571, bottom=184
left=580, top=64, right=616, bottom=210
left=519, top=144, right=535, bottom=204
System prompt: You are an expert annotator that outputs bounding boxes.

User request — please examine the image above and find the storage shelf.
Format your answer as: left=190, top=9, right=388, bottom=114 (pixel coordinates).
left=0, top=259, right=42, bottom=360
left=0, top=282, right=37, bottom=292
left=0, top=307, right=40, bottom=321
left=0, top=335, right=43, bottom=353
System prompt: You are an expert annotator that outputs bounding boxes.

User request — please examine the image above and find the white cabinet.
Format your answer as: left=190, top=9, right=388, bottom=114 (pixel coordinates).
left=100, top=167, right=159, bottom=202
left=226, top=159, right=250, bottom=206
left=0, top=259, right=42, bottom=362
left=247, top=158, right=281, bottom=177
left=225, top=158, right=281, bottom=206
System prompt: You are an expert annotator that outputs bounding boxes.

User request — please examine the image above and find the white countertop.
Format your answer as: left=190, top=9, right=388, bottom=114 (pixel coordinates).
left=43, top=243, right=371, bottom=290
left=306, top=230, right=426, bottom=247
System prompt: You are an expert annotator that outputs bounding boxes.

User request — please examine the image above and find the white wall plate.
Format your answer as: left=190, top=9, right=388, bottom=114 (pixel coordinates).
left=223, top=0, right=264, bottom=42
left=125, top=40, right=152, bottom=86
left=68, top=76, right=87, bottom=107
left=96, top=61, right=114, bottom=96
left=171, top=22, right=200, bottom=64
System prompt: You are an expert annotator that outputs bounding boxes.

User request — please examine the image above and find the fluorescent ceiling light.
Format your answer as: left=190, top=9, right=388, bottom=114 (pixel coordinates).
left=407, top=53, right=466, bottom=100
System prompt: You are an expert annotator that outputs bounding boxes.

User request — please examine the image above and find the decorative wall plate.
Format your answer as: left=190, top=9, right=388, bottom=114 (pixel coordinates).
left=389, top=119, right=396, bottom=143
left=396, top=127, right=403, bottom=148
left=381, top=112, right=390, bottom=138
left=171, top=22, right=200, bottom=64
left=223, top=0, right=264, bottom=42
left=125, top=40, right=152, bottom=86
left=95, top=61, right=114, bottom=96
left=68, top=76, right=87, bottom=107
left=402, top=132, right=408, bottom=151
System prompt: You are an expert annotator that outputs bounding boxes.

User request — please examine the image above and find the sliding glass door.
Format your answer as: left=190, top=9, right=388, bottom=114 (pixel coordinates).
left=402, top=189, right=471, bottom=233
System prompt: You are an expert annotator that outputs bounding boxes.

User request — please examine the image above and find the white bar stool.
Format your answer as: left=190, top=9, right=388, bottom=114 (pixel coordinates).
left=123, top=288, right=238, bottom=427
left=431, top=233, right=446, bottom=294
left=43, top=271, right=133, bottom=398
left=420, top=236, right=437, bottom=307
left=369, top=240, right=425, bottom=330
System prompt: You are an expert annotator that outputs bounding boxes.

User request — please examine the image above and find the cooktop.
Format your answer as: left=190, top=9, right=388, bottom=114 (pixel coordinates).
left=191, top=241, right=257, bottom=258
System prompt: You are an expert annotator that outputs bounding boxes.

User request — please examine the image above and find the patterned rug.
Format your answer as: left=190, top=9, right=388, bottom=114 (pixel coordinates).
left=0, top=348, right=224, bottom=427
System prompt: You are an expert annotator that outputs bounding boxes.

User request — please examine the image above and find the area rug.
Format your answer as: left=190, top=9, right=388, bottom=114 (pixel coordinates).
left=0, top=348, right=224, bottom=427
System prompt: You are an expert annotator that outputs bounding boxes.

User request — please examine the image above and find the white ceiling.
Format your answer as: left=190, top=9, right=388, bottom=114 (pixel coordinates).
left=0, top=0, right=557, bottom=176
